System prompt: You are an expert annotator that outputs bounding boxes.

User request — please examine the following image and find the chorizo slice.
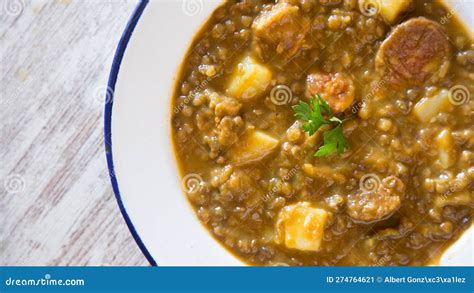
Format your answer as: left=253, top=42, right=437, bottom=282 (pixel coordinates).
left=306, top=72, right=356, bottom=113
left=346, top=176, right=405, bottom=223
left=376, top=17, right=451, bottom=87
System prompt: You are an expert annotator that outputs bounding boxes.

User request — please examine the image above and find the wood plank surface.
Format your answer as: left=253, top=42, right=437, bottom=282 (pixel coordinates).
left=0, top=0, right=148, bottom=266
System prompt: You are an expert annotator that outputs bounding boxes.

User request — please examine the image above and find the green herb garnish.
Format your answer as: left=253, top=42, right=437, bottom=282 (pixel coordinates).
left=292, top=95, right=349, bottom=157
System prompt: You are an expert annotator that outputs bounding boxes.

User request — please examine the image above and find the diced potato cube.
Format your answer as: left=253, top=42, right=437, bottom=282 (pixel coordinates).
left=227, top=56, right=272, bottom=102
left=413, top=89, right=451, bottom=123
left=275, top=202, right=328, bottom=251
left=378, top=0, right=412, bottom=24
left=436, top=128, right=456, bottom=169
left=229, top=129, right=279, bottom=166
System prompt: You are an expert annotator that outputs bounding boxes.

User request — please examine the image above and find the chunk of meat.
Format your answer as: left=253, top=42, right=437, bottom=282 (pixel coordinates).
left=207, top=89, right=242, bottom=117
left=376, top=17, right=451, bottom=88
left=306, top=72, right=356, bottom=113
left=252, top=3, right=310, bottom=57
left=275, top=202, right=328, bottom=251
left=346, top=176, right=405, bottom=223
left=217, top=116, right=243, bottom=147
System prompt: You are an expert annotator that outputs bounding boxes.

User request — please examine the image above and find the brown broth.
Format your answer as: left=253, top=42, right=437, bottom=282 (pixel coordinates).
left=171, top=0, right=473, bottom=266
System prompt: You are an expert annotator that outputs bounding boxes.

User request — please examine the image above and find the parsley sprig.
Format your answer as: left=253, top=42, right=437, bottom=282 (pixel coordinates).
left=292, top=95, right=348, bottom=157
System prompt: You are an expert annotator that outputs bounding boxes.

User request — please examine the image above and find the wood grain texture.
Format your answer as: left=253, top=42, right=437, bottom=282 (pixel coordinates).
left=0, top=0, right=148, bottom=266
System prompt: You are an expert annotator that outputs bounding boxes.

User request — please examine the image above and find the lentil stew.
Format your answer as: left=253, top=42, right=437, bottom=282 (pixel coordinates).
left=171, top=0, right=473, bottom=266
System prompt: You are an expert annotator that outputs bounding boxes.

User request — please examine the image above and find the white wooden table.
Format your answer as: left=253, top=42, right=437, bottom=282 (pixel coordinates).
left=0, top=0, right=148, bottom=266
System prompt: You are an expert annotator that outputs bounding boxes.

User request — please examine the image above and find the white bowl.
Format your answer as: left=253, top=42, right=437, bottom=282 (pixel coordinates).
left=105, top=0, right=473, bottom=266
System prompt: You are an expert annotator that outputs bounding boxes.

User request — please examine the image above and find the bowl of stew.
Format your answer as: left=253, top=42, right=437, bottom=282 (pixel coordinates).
left=106, top=0, right=473, bottom=266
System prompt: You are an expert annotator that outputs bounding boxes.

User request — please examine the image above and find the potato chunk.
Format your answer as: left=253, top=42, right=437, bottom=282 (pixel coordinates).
left=378, top=0, right=412, bottom=24
left=275, top=202, right=328, bottom=252
left=227, top=56, right=272, bottom=102
left=228, top=129, right=279, bottom=166
left=436, top=128, right=456, bottom=169
left=413, top=89, right=451, bottom=123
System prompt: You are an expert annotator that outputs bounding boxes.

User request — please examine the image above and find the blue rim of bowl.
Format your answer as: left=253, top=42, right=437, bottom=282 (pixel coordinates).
left=104, top=0, right=157, bottom=266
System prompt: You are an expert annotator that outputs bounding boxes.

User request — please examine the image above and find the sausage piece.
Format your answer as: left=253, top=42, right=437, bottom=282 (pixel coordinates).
left=346, top=176, right=405, bottom=223
left=252, top=3, right=311, bottom=57
left=376, top=17, right=451, bottom=87
left=306, top=72, right=356, bottom=113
